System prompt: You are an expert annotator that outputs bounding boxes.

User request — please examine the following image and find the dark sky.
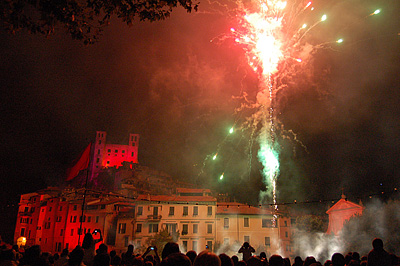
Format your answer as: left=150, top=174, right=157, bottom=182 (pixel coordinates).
left=1, top=0, right=400, bottom=216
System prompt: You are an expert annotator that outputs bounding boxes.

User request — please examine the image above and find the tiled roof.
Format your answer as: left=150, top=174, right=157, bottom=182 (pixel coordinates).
left=176, top=188, right=212, bottom=193
left=217, top=202, right=274, bottom=215
left=136, top=194, right=217, bottom=203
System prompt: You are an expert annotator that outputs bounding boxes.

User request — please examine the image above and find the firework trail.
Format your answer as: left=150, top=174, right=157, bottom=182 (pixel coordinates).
left=229, top=0, right=383, bottom=219
left=230, top=0, right=314, bottom=220
left=199, top=0, right=382, bottom=218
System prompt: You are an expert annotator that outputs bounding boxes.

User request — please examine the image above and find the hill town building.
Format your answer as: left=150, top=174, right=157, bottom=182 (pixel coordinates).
left=14, top=131, right=295, bottom=258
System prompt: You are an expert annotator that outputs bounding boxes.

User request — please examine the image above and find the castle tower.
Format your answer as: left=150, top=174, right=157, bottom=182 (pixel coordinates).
left=90, top=131, right=139, bottom=179
left=90, top=131, right=107, bottom=178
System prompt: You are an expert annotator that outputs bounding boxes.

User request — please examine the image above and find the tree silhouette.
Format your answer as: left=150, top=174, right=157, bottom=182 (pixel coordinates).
left=1, top=0, right=199, bottom=44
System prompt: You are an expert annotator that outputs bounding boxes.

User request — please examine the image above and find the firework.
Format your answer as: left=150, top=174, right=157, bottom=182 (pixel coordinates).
left=200, top=0, right=383, bottom=214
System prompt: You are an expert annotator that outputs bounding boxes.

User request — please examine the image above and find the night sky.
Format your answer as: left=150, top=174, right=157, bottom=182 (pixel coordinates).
left=1, top=0, right=400, bottom=241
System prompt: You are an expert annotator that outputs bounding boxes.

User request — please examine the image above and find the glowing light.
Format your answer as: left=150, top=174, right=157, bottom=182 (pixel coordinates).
left=373, top=9, right=381, bottom=15
left=213, top=153, right=218, bottom=160
left=229, top=127, right=234, bottom=134
left=219, top=173, right=224, bottom=180
left=277, top=1, right=287, bottom=9
left=224, top=0, right=341, bottom=222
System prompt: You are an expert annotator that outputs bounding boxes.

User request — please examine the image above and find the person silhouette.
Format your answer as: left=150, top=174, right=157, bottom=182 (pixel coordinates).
left=238, top=242, right=255, bottom=262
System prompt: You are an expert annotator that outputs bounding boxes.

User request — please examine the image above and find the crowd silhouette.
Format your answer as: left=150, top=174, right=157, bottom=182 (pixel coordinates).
left=1, top=237, right=399, bottom=266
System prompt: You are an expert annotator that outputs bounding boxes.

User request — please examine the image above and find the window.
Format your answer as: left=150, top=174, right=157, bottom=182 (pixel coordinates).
left=96, top=216, right=99, bottom=223
left=183, top=206, right=188, bottom=216
left=20, top=228, right=26, bottom=236
left=207, top=224, right=212, bottom=234
left=56, top=242, right=62, bottom=252
left=193, top=206, right=198, bottom=216
left=291, top=218, right=296, bottom=225
left=122, top=150, right=125, bottom=153
left=192, top=241, right=198, bottom=252
left=136, top=224, right=142, bottom=233
left=60, top=229, right=64, bottom=236
left=149, top=224, right=158, bottom=233
left=165, top=224, right=177, bottom=234
left=96, top=158, right=100, bottom=163
left=118, top=223, right=126, bottom=234
left=206, top=241, right=213, bottom=251
left=153, top=206, right=158, bottom=216
left=73, top=205, right=77, bottom=210
left=44, top=222, right=51, bottom=229
left=56, top=216, right=62, bottom=222
left=284, top=220, right=288, bottom=226
left=182, top=224, right=188, bottom=235
left=24, top=207, right=29, bottom=212
left=244, top=217, right=249, bottom=227
left=70, top=229, right=74, bottom=236
left=137, top=206, right=143, bottom=216
left=244, top=236, right=249, bottom=243
left=79, top=216, right=86, bottom=222
left=73, top=216, right=77, bottom=223
left=207, top=206, right=212, bottom=216
left=31, top=207, right=35, bottom=212
left=98, top=149, right=100, bottom=155
left=115, top=149, right=118, bottom=153
left=124, top=236, right=129, bottom=247
left=265, top=237, right=270, bottom=247
left=224, top=238, right=229, bottom=246
left=285, top=231, right=288, bottom=238
left=262, top=219, right=274, bottom=228
left=87, top=216, right=91, bottom=223
left=59, top=206, right=62, bottom=211
left=108, top=149, right=111, bottom=152
left=49, top=207, right=52, bottom=212
left=182, top=241, right=188, bottom=252
left=193, top=224, right=198, bottom=234
left=224, top=218, right=229, bottom=229
left=100, top=205, right=105, bottom=209
left=169, top=207, right=174, bottom=216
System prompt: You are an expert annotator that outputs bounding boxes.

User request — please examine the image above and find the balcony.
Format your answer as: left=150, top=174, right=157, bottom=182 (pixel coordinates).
left=147, top=215, right=162, bottom=221
left=18, top=212, right=32, bottom=217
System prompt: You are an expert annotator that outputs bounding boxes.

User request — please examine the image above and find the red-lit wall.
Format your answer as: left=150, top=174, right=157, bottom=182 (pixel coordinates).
left=90, top=132, right=139, bottom=178
left=15, top=194, right=108, bottom=253
left=326, top=199, right=364, bottom=235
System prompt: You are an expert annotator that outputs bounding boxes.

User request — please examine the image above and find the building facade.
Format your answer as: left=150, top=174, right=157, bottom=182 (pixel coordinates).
left=15, top=187, right=293, bottom=258
left=326, top=194, right=364, bottom=235
left=90, top=131, right=139, bottom=178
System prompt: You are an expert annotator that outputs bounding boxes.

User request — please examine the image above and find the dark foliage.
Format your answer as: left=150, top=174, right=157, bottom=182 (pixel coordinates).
left=0, top=0, right=199, bottom=44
